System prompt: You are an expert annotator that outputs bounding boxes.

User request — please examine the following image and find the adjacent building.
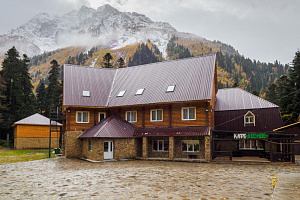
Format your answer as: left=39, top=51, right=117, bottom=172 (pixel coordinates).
left=13, top=113, right=62, bottom=149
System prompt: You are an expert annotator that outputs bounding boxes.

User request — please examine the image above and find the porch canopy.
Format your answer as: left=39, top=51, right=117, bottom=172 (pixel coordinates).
left=78, top=114, right=136, bottom=138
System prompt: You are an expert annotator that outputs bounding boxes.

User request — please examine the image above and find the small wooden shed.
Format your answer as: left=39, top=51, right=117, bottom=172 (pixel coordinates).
left=13, top=113, right=62, bottom=150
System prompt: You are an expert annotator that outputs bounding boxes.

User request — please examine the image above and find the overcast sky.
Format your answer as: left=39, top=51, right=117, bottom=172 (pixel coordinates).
left=0, top=0, right=299, bottom=64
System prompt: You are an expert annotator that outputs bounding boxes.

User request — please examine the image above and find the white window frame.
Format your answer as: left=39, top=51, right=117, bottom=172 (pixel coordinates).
left=126, top=111, right=137, bottom=123
left=181, top=140, right=200, bottom=152
left=98, top=112, right=106, bottom=122
left=153, top=140, right=169, bottom=152
left=244, top=111, right=255, bottom=126
left=239, top=140, right=264, bottom=150
left=182, top=107, right=196, bottom=120
left=150, top=109, right=163, bottom=122
left=89, top=140, right=92, bottom=151
left=76, top=111, right=89, bottom=123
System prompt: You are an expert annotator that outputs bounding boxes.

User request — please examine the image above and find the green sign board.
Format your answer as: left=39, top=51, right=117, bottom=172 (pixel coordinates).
left=234, top=133, right=268, bottom=140
left=246, top=133, right=268, bottom=139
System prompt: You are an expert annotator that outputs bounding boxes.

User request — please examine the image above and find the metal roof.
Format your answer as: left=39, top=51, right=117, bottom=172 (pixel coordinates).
left=78, top=114, right=136, bottom=138
left=63, top=64, right=116, bottom=107
left=215, top=88, right=279, bottom=111
left=134, top=126, right=211, bottom=137
left=63, top=55, right=216, bottom=107
left=13, top=113, right=62, bottom=126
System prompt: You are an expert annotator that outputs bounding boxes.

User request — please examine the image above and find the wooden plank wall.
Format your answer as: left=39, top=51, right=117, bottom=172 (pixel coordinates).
left=65, top=101, right=213, bottom=131
left=15, top=125, right=60, bottom=138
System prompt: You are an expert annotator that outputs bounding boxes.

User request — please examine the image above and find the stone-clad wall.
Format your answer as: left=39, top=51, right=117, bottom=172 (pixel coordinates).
left=14, top=138, right=59, bottom=150
left=173, top=136, right=205, bottom=159
left=147, top=137, right=169, bottom=158
left=81, top=138, right=137, bottom=161
left=64, top=131, right=83, bottom=158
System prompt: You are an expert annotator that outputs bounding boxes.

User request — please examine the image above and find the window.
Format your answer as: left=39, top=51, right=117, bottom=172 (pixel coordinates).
left=151, top=109, right=163, bottom=122
left=153, top=140, right=169, bottom=152
left=117, top=90, right=126, bottom=97
left=239, top=140, right=264, bottom=150
left=98, top=112, right=106, bottom=122
left=244, top=111, right=255, bottom=126
left=182, top=107, right=196, bottom=120
left=126, top=111, right=137, bottom=122
left=166, top=85, right=175, bottom=92
left=76, top=111, right=89, bottom=123
left=89, top=140, right=92, bottom=151
left=182, top=140, right=200, bottom=152
left=136, top=88, right=144, bottom=95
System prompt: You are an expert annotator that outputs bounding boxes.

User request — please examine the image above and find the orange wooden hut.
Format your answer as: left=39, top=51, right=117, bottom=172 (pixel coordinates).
left=13, top=113, right=62, bottom=149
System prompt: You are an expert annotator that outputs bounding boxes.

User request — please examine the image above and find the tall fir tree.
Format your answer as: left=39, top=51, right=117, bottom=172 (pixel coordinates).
left=102, top=53, right=113, bottom=68
left=266, top=83, right=278, bottom=104
left=0, top=75, right=6, bottom=125
left=277, top=75, right=291, bottom=116
left=46, top=59, right=62, bottom=117
left=36, top=80, right=47, bottom=115
left=0, top=46, right=36, bottom=136
left=289, top=51, right=300, bottom=121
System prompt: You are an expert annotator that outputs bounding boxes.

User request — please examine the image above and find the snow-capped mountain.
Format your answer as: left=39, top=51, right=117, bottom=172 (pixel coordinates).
left=0, top=4, right=201, bottom=57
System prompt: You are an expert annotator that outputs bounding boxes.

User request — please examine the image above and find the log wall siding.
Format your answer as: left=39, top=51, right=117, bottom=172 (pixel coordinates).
left=65, top=101, right=212, bottom=131
left=14, top=125, right=60, bottom=138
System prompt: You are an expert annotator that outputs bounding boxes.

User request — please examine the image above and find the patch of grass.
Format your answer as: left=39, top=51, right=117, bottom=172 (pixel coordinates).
left=0, top=148, right=55, bottom=165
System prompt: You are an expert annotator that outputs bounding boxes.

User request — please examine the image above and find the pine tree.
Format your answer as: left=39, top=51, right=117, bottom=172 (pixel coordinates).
left=36, top=80, right=47, bottom=115
left=266, top=83, right=278, bottom=104
left=277, top=75, right=291, bottom=115
left=46, top=59, right=62, bottom=117
left=0, top=75, right=6, bottom=124
left=117, top=57, right=125, bottom=68
left=289, top=51, right=300, bottom=121
left=102, top=53, right=113, bottom=68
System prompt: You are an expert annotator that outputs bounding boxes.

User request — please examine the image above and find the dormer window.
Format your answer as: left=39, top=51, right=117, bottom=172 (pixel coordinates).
left=244, top=111, right=255, bottom=126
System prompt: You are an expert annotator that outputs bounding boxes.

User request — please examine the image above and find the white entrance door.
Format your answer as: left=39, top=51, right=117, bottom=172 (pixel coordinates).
left=104, top=141, right=113, bottom=159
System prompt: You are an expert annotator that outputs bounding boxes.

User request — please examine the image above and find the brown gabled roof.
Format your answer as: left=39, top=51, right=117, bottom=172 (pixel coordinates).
left=134, top=126, right=211, bottom=137
left=78, top=114, right=136, bottom=138
left=63, top=54, right=216, bottom=107
left=215, top=88, right=279, bottom=111
left=13, top=113, right=62, bottom=127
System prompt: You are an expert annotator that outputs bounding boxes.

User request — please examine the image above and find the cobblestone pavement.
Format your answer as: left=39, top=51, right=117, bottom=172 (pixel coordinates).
left=0, top=158, right=299, bottom=200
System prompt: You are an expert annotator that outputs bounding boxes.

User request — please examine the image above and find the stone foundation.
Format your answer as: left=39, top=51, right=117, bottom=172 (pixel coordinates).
left=64, top=131, right=83, bottom=158
left=14, top=137, right=59, bottom=150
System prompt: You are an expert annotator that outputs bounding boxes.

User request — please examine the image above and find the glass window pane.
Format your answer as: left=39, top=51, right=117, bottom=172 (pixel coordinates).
left=127, top=112, right=131, bottom=122
left=157, top=110, right=162, bottom=121
left=77, top=112, right=82, bottom=122
left=189, top=108, right=195, bottom=119
left=132, top=111, right=136, bottom=122
left=182, top=141, right=187, bottom=152
left=251, top=140, right=255, bottom=149
left=152, top=110, right=156, bottom=121
left=110, top=142, right=113, bottom=151
left=188, top=143, right=193, bottom=151
left=104, top=142, right=108, bottom=152
left=245, top=140, right=250, bottom=148
left=194, top=143, right=200, bottom=152
left=158, top=141, right=163, bottom=151
left=99, top=113, right=105, bottom=121
left=153, top=140, right=157, bottom=151
left=83, top=112, right=88, bottom=122
left=183, top=109, right=188, bottom=119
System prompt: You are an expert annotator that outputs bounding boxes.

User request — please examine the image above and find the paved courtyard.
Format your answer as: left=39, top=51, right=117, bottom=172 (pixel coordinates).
left=0, top=158, right=299, bottom=200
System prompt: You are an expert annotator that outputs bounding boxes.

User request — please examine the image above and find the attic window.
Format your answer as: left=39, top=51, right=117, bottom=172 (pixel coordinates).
left=136, top=88, right=144, bottom=95
left=117, top=90, right=126, bottom=97
left=166, top=85, right=175, bottom=92
left=82, top=91, right=90, bottom=97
